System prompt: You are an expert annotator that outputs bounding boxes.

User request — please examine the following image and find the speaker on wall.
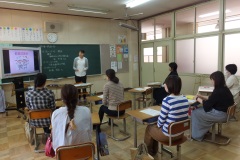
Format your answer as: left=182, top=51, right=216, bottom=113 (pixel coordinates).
left=44, top=21, right=62, bottom=33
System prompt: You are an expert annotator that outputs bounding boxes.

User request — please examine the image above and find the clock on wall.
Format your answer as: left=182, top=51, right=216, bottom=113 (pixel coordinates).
left=47, top=33, right=58, bottom=43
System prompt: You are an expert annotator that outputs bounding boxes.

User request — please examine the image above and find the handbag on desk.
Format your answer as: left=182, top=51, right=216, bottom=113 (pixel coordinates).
left=130, top=143, right=154, bottom=160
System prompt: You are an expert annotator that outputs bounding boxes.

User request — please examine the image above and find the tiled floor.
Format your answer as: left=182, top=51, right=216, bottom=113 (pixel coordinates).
left=1, top=92, right=240, bottom=160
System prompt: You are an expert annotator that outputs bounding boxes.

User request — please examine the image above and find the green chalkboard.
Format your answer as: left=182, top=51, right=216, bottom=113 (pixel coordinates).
left=12, top=44, right=101, bottom=79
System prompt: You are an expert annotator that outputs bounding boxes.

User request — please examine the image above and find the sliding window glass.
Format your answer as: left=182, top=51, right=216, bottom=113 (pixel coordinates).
left=176, top=8, right=195, bottom=36
left=155, top=14, right=172, bottom=39
left=143, top=48, right=153, bottom=63
left=141, top=19, right=154, bottom=41
left=195, top=36, right=218, bottom=74
left=176, top=39, right=194, bottom=73
left=196, top=1, right=220, bottom=33
left=224, top=33, right=240, bottom=76
left=225, top=0, right=240, bottom=30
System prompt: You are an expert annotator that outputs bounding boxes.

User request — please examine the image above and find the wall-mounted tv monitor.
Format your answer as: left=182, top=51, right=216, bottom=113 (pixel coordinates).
left=0, top=47, right=42, bottom=79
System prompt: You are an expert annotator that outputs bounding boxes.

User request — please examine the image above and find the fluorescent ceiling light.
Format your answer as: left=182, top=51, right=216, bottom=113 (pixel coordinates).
left=126, top=0, right=151, bottom=8
left=68, top=6, right=109, bottom=14
left=199, top=10, right=231, bottom=18
left=0, top=0, right=51, bottom=7
left=226, top=16, right=240, bottom=21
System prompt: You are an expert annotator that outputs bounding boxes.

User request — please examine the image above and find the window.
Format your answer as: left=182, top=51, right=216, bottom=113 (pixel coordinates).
left=155, top=14, right=172, bottom=39
left=143, top=48, right=153, bottom=63
left=224, top=33, right=240, bottom=76
left=196, top=1, right=220, bottom=33
left=176, top=39, right=194, bottom=73
left=225, top=0, right=240, bottom=30
left=157, top=46, right=168, bottom=63
left=195, top=36, right=218, bottom=74
left=141, top=19, right=154, bottom=41
left=176, top=8, right=195, bottom=36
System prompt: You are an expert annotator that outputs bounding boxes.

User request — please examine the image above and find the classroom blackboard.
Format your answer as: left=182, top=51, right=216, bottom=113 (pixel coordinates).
left=12, top=44, right=101, bottom=79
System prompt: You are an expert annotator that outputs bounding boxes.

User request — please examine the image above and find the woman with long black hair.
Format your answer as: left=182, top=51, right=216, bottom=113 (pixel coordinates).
left=52, top=84, right=92, bottom=152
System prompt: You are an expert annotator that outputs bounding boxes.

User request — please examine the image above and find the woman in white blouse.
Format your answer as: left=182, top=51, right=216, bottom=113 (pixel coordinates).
left=225, top=64, right=239, bottom=110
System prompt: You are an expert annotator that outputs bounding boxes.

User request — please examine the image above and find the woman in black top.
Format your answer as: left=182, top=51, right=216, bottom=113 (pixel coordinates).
left=191, top=71, right=234, bottom=141
left=153, top=62, right=178, bottom=105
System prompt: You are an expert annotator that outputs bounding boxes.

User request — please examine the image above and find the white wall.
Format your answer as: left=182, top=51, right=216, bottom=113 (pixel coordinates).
left=0, top=8, right=139, bottom=103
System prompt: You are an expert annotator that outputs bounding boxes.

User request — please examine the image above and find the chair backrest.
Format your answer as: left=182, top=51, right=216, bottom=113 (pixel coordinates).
left=117, top=100, right=132, bottom=112
left=56, top=142, right=95, bottom=160
left=145, top=88, right=152, bottom=95
left=226, top=102, right=237, bottom=122
left=29, top=109, right=52, bottom=120
left=168, top=119, right=191, bottom=146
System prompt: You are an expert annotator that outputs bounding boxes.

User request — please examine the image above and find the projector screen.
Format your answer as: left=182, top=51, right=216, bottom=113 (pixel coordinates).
left=0, top=47, right=42, bottom=79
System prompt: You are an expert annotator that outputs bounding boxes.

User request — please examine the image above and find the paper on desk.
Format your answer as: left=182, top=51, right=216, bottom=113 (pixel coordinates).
left=98, top=95, right=103, bottom=99
left=140, top=109, right=159, bottom=116
left=188, top=99, right=196, bottom=104
left=74, top=83, right=91, bottom=87
left=134, top=88, right=145, bottom=91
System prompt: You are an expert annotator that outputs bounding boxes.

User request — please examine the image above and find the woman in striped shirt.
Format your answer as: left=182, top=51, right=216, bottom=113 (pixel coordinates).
left=98, top=69, right=124, bottom=130
left=144, top=76, right=189, bottom=156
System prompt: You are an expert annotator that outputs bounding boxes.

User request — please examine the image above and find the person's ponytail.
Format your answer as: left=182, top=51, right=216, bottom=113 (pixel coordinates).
left=61, top=84, right=78, bottom=134
left=106, top=69, right=119, bottom=84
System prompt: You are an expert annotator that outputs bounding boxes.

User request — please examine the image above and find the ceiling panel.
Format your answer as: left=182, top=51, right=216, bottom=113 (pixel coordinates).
left=0, top=0, right=210, bottom=20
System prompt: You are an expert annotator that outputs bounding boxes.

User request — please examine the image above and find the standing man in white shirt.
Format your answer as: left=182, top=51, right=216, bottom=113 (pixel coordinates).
left=73, top=50, right=89, bottom=101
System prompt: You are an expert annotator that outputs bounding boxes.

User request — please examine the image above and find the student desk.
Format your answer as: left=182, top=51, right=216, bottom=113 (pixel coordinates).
left=92, top=112, right=101, bottom=160
left=128, top=87, right=151, bottom=110
left=198, top=86, right=214, bottom=96
left=126, top=106, right=160, bottom=147
left=74, top=83, right=93, bottom=96
left=86, top=95, right=103, bottom=112
left=147, top=82, right=161, bottom=105
left=46, top=84, right=63, bottom=100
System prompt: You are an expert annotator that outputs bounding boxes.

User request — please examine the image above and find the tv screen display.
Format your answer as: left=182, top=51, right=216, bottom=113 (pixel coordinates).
left=0, top=47, right=42, bottom=79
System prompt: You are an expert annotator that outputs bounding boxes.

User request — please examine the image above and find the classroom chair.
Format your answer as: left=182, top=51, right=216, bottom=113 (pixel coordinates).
left=204, top=103, right=237, bottom=145
left=106, top=100, right=132, bottom=141
left=158, top=119, right=191, bottom=160
left=28, top=109, right=52, bottom=152
left=56, top=142, right=95, bottom=160
left=136, top=88, right=152, bottom=109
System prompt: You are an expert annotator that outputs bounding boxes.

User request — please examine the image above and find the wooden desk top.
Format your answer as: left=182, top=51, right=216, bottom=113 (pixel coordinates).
left=127, top=106, right=160, bottom=121
left=128, top=87, right=151, bottom=93
left=46, top=84, right=64, bottom=89
left=92, top=112, right=100, bottom=125
left=147, top=82, right=161, bottom=88
left=86, top=95, right=102, bottom=102
left=55, top=100, right=64, bottom=108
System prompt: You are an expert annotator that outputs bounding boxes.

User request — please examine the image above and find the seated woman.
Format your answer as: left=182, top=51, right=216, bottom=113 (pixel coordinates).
left=98, top=69, right=124, bottom=129
left=153, top=62, right=178, bottom=105
left=144, top=75, right=189, bottom=156
left=192, top=71, right=234, bottom=141
left=52, top=84, right=92, bottom=151
left=225, top=64, right=239, bottom=110
left=25, top=73, right=55, bottom=135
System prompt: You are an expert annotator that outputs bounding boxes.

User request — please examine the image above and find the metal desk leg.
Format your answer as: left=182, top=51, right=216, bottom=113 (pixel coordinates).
left=133, top=93, right=136, bottom=110
left=151, top=87, right=154, bottom=105
left=96, top=125, right=100, bottom=160
left=134, top=118, right=137, bottom=147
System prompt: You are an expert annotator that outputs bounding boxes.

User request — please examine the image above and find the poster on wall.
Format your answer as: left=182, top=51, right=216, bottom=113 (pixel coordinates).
left=111, top=61, right=118, bottom=72
left=0, top=26, right=43, bottom=42
left=110, top=45, right=116, bottom=57
left=118, top=35, right=127, bottom=44
left=123, top=45, right=129, bottom=58
left=0, top=26, right=21, bottom=41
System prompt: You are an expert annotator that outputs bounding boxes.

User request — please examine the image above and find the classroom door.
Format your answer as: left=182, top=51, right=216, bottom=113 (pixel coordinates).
left=153, top=41, right=172, bottom=83
left=141, top=43, right=154, bottom=86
